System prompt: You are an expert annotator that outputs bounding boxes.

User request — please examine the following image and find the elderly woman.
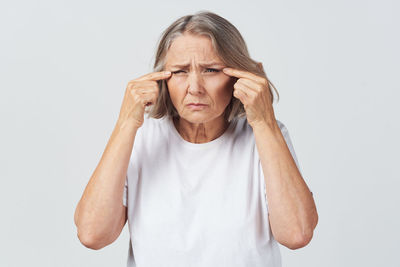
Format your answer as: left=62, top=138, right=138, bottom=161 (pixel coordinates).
left=74, top=11, right=318, bottom=267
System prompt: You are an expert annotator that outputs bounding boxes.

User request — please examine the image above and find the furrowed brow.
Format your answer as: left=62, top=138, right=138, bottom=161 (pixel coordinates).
left=200, top=62, right=225, bottom=67
left=170, top=62, right=225, bottom=68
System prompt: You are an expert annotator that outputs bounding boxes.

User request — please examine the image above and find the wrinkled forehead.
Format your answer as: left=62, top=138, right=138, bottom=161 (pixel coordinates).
left=165, top=34, right=223, bottom=68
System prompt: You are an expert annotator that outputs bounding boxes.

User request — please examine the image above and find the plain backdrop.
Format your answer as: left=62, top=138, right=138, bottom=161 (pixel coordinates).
left=1, top=0, right=399, bottom=266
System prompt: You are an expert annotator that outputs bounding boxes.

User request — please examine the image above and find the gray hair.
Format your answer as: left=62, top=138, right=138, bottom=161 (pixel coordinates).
left=146, top=10, right=280, bottom=122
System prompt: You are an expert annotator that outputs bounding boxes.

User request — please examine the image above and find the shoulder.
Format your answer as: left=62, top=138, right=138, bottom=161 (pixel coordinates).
left=138, top=114, right=169, bottom=136
left=233, top=117, right=288, bottom=135
left=132, top=114, right=170, bottom=150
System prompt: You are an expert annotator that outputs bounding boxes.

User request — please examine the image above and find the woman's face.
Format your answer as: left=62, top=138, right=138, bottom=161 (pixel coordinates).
left=164, top=33, right=235, bottom=124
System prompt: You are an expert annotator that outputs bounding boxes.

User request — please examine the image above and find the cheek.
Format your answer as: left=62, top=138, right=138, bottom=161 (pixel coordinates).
left=204, top=76, right=234, bottom=103
left=166, top=79, right=185, bottom=104
left=205, top=74, right=232, bottom=89
left=167, top=76, right=186, bottom=90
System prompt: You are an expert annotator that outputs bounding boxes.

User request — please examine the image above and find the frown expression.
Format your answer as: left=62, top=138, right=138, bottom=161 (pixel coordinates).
left=165, top=33, right=234, bottom=124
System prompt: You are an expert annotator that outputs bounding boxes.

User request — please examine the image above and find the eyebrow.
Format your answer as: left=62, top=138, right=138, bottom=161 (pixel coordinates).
left=169, top=62, right=225, bottom=68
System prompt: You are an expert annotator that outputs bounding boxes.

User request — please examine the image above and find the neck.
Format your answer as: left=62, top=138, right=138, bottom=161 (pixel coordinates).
left=173, top=115, right=229, bottom=144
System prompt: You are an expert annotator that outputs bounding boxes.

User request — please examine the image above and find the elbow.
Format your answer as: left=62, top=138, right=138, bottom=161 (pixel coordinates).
left=287, top=213, right=318, bottom=250
left=77, top=231, right=106, bottom=250
left=74, top=204, right=107, bottom=250
left=285, top=230, right=314, bottom=250
left=274, top=198, right=319, bottom=250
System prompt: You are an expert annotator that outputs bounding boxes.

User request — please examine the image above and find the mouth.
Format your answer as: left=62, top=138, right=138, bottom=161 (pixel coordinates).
left=186, top=103, right=208, bottom=110
left=187, top=103, right=208, bottom=106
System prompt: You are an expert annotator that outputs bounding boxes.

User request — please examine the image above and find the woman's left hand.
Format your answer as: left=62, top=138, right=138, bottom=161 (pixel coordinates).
left=222, top=65, right=277, bottom=129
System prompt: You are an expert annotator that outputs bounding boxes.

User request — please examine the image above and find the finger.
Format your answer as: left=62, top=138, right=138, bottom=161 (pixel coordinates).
left=222, top=67, right=265, bottom=84
left=237, top=78, right=263, bottom=93
left=138, top=89, right=159, bottom=100
left=141, top=93, right=157, bottom=107
left=238, top=85, right=257, bottom=99
left=136, top=71, right=171, bottom=82
left=233, top=83, right=249, bottom=103
left=129, top=80, right=157, bottom=89
left=234, top=82, right=252, bottom=97
left=130, top=84, right=158, bottom=95
left=235, top=82, right=259, bottom=102
left=233, top=87, right=247, bottom=104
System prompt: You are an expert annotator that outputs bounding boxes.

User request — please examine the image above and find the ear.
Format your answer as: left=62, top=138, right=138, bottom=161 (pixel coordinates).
left=257, top=61, right=264, bottom=71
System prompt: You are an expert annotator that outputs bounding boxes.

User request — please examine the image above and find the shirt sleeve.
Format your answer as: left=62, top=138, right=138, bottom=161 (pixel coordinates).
left=123, top=154, right=135, bottom=207
left=123, top=174, right=128, bottom=207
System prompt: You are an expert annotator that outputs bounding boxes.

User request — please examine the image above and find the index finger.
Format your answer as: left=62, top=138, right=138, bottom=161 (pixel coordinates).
left=222, top=67, right=265, bottom=84
left=136, top=71, right=171, bottom=81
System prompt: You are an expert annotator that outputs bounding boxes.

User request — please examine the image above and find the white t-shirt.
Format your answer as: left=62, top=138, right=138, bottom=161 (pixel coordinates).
left=123, top=114, right=302, bottom=267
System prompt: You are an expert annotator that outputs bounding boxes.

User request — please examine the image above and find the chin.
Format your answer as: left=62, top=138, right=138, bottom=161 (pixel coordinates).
left=180, top=112, right=213, bottom=124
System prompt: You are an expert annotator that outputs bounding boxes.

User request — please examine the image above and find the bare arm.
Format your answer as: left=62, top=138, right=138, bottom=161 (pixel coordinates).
left=221, top=66, right=318, bottom=250
left=253, top=122, right=318, bottom=250
left=74, top=119, right=138, bottom=250
left=74, top=70, right=171, bottom=250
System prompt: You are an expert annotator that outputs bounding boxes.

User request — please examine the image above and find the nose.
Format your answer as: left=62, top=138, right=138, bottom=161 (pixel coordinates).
left=187, top=71, right=205, bottom=95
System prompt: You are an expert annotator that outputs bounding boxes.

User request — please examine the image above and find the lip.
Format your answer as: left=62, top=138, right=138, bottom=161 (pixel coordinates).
left=186, top=103, right=208, bottom=110
left=187, top=103, right=208, bottom=106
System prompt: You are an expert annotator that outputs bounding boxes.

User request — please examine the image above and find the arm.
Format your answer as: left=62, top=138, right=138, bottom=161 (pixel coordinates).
left=253, top=121, right=318, bottom=250
left=74, top=70, right=171, bottom=250
left=74, top=119, right=138, bottom=250
left=221, top=66, right=318, bottom=250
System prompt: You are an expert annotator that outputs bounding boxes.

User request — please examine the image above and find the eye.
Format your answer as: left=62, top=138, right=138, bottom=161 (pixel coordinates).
left=172, top=70, right=186, bottom=75
left=205, top=68, right=220, bottom=73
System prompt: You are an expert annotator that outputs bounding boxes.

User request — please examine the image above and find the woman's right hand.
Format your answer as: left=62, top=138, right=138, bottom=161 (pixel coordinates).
left=117, top=71, right=171, bottom=128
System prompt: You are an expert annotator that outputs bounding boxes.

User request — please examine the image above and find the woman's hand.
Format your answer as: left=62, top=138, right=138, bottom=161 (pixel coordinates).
left=118, top=71, right=171, bottom=128
left=222, top=66, right=277, bottom=129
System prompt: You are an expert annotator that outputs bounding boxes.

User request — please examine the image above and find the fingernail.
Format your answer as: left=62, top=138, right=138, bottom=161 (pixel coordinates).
left=164, top=71, right=171, bottom=75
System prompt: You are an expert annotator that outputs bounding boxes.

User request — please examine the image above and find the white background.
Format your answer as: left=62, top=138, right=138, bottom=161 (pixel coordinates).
left=1, top=0, right=399, bottom=266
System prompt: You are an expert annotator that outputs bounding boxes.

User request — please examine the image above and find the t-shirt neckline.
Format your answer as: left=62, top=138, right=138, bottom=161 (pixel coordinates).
left=167, top=116, right=237, bottom=149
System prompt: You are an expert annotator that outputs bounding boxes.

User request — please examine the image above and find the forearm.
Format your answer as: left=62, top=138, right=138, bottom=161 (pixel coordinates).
left=252, top=121, right=317, bottom=249
left=74, top=118, right=138, bottom=245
